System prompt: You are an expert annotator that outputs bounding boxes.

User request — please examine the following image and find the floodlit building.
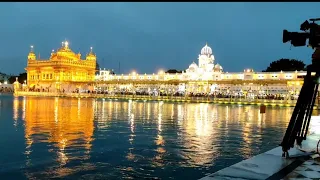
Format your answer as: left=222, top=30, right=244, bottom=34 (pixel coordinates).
left=25, top=41, right=96, bottom=92
left=96, top=43, right=306, bottom=96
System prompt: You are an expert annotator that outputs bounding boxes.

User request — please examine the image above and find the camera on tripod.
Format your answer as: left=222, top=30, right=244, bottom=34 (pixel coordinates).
left=283, top=18, right=320, bottom=48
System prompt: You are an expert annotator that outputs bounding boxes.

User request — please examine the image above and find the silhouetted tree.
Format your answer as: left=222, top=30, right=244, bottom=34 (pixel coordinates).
left=8, top=72, right=27, bottom=84
left=264, top=59, right=306, bottom=72
left=95, top=62, right=100, bottom=75
left=165, top=69, right=183, bottom=73
left=8, top=75, right=16, bottom=84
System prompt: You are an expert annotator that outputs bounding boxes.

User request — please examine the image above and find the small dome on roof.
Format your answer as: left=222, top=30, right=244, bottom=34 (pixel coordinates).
left=215, top=63, right=223, bottom=69
left=201, top=43, right=213, bottom=55
left=189, top=61, right=198, bottom=68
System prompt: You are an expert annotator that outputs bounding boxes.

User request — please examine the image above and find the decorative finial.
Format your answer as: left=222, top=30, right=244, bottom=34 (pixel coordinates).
left=30, top=45, right=34, bottom=52
left=206, top=42, right=208, bottom=46
left=64, top=41, right=69, bottom=48
left=52, top=49, right=54, bottom=52
left=90, top=47, right=93, bottom=53
left=61, top=41, right=64, bottom=47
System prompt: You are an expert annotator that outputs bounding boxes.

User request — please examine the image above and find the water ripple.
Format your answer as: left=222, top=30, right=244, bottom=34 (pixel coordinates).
left=0, top=96, right=299, bottom=179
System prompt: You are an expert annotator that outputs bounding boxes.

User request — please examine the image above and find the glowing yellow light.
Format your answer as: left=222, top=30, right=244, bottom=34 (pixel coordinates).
left=158, top=70, right=164, bottom=74
left=64, top=41, right=69, bottom=47
left=4, top=81, right=7, bottom=84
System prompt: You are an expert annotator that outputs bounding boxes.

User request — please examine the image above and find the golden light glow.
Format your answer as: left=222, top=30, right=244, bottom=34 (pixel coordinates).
left=25, top=41, right=97, bottom=92
left=93, top=42, right=307, bottom=96
left=23, top=97, right=95, bottom=168
left=64, top=41, right=69, bottom=48
left=13, top=97, right=295, bottom=174
left=13, top=97, right=19, bottom=121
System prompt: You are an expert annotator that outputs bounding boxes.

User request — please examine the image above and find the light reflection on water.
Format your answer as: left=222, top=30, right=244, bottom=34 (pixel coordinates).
left=0, top=95, right=306, bottom=179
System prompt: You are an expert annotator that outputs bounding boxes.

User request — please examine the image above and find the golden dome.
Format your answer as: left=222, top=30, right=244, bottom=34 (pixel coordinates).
left=57, top=41, right=74, bottom=53
left=28, top=45, right=36, bottom=60
left=54, top=41, right=79, bottom=60
left=86, top=47, right=96, bottom=61
left=87, top=47, right=96, bottom=57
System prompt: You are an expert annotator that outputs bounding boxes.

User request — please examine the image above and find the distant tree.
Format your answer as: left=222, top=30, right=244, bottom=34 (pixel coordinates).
left=8, top=75, right=16, bottom=84
left=165, top=69, right=183, bottom=73
left=8, top=72, right=27, bottom=84
left=95, top=62, right=100, bottom=75
left=264, top=59, right=306, bottom=72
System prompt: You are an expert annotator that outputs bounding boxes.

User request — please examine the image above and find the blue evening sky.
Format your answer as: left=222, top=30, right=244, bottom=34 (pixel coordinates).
left=0, top=2, right=319, bottom=75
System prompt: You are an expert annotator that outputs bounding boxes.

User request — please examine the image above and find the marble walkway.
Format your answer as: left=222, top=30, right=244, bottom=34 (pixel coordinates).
left=199, top=134, right=320, bottom=180
left=282, top=158, right=320, bottom=180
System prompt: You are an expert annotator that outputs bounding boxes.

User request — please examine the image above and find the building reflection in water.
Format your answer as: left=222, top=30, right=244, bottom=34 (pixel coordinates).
left=153, top=101, right=166, bottom=167
left=127, top=100, right=135, bottom=161
left=178, top=103, right=219, bottom=167
left=13, top=97, right=19, bottom=122
left=22, top=96, right=95, bottom=178
left=13, top=96, right=26, bottom=127
left=13, top=96, right=296, bottom=179
left=93, top=100, right=293, bottom=169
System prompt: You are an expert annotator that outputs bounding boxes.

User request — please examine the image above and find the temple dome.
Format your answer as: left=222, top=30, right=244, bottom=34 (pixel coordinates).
left=189, top=62, right=198, bottom=68
left=86, top=47, right=96, bottom=57
left=54, top=41, right=80, bottom=60
left=201, top=43, right=212, bottom=55
left=86, top=47, right=96, bottom=61
left=28, top=45, right=36, bottom=60
left=215, top=63, right=223, bottom=70
left=57, top=41, right=74, bottom=53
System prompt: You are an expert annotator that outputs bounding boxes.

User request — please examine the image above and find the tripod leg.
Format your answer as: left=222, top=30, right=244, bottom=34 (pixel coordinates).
left=280, top=68, right=314, bottom=154
left=295, top=79, right=316, bottom=145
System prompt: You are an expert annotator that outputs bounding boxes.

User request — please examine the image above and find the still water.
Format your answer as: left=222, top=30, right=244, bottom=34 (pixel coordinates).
left=0, top=95, right=295, bottom=179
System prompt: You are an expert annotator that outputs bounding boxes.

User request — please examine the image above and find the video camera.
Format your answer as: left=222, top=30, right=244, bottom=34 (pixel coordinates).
left=283, top=18, right=320, bottom=48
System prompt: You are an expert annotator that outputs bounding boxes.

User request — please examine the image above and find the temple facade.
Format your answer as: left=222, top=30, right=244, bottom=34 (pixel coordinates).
left=25, top=41, right=96, bottom=92
left=96, top=43, right=305, bottom=96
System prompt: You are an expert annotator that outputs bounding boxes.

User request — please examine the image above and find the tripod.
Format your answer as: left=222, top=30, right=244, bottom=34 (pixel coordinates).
left=280, top=48, right=320, bottom=158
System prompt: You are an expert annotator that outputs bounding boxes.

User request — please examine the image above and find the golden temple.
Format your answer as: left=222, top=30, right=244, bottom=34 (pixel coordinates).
left=25, top=41, right=96, bottom=92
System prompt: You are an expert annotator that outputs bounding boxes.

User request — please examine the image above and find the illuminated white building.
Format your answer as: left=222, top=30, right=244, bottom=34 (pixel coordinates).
left=96, top=43, right=306, bottom=95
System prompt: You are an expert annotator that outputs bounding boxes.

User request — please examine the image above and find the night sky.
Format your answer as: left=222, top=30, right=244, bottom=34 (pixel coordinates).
left=0, top=2, right=319, bottom=75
